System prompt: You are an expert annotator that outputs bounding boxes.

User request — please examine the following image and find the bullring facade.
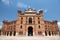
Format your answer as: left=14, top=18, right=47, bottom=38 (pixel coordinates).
left=1, top=8, right=60, bottom=36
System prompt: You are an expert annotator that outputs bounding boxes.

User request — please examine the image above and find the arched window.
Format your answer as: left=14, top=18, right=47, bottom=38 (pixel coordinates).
left=38, top=17, right=40, bottom=19
left=39, top=25, right=40, bottom=28
left=29, top=18, right=32, bottom=24
left=38, top=17, right=40, bottom=24
left=21, top=17, right=23, bottom=24
left=20, top=25, right=22, bottom=29
left=38, top=21, right=40, bottom=24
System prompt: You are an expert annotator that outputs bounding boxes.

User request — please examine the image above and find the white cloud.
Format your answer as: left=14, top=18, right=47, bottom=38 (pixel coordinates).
left=2, top=0, right=9, bottom=5
left=44, top=9, right=48, bottom=13
left=17, top=2, right=29, bottom=8
left=1, top=0, right=29, bottom=7
left=1, top=0, right=12, bottom=5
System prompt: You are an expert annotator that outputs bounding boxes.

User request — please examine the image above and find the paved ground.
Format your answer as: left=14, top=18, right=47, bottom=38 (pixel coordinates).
left=0, top=36, right=60, bottom=40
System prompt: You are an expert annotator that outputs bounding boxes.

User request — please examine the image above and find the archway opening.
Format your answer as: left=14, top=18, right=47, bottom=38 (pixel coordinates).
left=7, top=32, right=9, bottom=36
left=10, top=31, right=12, bottom=36
left=13, top=31, right=16, bottom=36
left=28, top=26, right=33, bottom=36
left=45, top=31, right=47, bottom=36
left=49, top=31, right=51, bottom=36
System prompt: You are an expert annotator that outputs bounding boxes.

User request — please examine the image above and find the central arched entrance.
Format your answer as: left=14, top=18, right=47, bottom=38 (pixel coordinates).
left=28, top=26, right=33, bottom=36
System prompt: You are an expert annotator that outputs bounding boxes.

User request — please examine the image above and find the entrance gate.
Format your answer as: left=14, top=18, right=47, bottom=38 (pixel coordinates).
left=28, top=26, right=33, bottom=36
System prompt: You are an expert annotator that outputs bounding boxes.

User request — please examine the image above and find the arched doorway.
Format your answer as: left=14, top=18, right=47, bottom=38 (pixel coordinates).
left=28, top=26, right=33, bottom=36
left=10, top=31, right=12, bottom=36
left=13, top=31, right=16, bottom=36
left=7, top=31, right=9, bottom=36
left=45, top=31, right=47, bottom=36
left=49, top=31, right=51, bottom=36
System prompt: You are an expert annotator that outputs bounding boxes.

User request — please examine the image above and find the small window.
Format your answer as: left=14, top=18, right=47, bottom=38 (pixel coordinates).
left=38, top=21, right=40, bottom=24
left=20, top=25, right=22, bottom=29
left=21, top=17, right=23, bottom=19
left=39, top=25, right=40, bottom=28
left=38, top=17, right=40, bottom=19
left=38, top=17, right=40, bottom=24
left=29, top=18, right=32, bottom=24
left=21, top=17, right=23, bottom=24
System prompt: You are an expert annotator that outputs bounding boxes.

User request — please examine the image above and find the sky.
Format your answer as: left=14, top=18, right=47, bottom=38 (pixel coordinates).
left=0, top=0, right=60, bottom=29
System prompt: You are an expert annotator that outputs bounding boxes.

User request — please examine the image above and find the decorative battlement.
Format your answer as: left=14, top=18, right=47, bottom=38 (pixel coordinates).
left=18, top=8, right=43, bottom=15
left=25, top=8, right=36, bottom=12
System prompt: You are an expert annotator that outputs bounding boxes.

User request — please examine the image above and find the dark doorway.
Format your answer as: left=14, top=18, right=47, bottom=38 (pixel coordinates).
left=7, top=32, right=9, bottom=36
left=10, top=31, right=12, bottom=36
left=28, top=26, right=33, bottom=36
left=45, top=31, right=47, bottom=36
left=14, top=31, right=16, bottom=36
left=49, top=31, right=51, bottom=36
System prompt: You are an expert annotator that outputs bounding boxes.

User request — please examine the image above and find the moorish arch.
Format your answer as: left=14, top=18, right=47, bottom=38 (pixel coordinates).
left=13, top=31, right=16, bottom=36
left=28, top=26, right=33, bottom=36
left=10, top=31, right=12, bottom=36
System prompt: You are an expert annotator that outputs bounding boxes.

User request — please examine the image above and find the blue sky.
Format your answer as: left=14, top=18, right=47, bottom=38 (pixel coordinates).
left=0, top=0, right=60, bottom=29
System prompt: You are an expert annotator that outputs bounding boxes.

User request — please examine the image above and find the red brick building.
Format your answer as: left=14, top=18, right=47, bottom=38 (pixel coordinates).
left=1, top=8, right=60, bottom=36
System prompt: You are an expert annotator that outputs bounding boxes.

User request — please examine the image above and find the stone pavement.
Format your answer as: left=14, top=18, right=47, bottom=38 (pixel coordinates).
left=0, top=36, right=60, bottom=40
